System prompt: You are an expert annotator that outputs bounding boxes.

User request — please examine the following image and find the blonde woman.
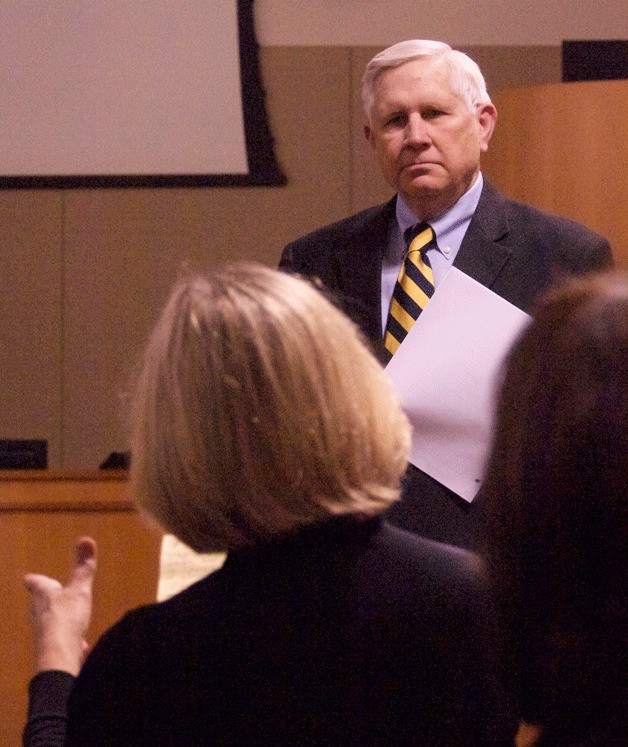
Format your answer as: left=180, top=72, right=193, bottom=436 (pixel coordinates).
left=25, top=263, right=514, bottom=745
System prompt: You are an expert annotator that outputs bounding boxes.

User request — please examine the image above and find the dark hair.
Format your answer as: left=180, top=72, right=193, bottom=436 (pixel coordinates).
left=481, top=271, right=628, bottom=741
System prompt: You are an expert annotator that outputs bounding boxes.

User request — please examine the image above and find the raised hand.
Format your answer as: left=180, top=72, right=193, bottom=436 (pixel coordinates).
left=24, top=537, right=97, bottom=676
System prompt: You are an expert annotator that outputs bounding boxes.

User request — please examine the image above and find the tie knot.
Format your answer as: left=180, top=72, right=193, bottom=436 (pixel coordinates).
left=404, top=222, right=434, bottom=255
left=404, top=222, right=432, bottom=243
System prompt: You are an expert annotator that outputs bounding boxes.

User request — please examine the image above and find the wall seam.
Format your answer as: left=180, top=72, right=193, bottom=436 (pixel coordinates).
left=348, top=47, right=355, bottom=213
left=59, top=192, right=67, bottom=467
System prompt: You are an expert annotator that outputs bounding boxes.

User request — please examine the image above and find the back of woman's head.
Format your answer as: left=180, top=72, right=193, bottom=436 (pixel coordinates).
left=130, top=262, right=411, bottom=551
left=481, top=271, right=628, bottom=732
left=484, top=271, right=627, bottom=549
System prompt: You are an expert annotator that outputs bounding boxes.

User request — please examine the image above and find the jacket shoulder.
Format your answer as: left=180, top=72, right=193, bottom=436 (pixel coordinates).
left=476, top=181, right=613, bottom=271
left=485, top=182, right=609, bottom=245
left=283, top=200, right=395, bottom=253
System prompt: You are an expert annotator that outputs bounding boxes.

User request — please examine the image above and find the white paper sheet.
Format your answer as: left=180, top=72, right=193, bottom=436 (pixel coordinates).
left=157, top=534, right=226, bottom=601
left=385, top=267, right=530, bottom=502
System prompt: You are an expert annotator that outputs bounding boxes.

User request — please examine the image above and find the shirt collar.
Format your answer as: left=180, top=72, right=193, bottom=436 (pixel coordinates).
left=396, top=172, right=484, bottom=249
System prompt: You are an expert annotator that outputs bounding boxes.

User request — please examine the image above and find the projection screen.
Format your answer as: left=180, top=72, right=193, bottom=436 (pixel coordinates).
left=0, top=0, right=284, bottom=188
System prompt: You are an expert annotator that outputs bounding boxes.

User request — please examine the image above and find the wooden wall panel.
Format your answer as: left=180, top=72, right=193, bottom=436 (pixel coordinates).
left=0, top=191, right=64, bottom=465
left=60, top=47, right=352, bottom=468
left=482, top=80, right=627, bottom=267
left=350, top=47, right=394, bottom=214
left=0, top=472, right=161, bottom=747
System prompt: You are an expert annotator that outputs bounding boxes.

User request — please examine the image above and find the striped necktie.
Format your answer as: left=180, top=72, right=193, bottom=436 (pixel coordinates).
left=384, top=222, right=436, bottom=359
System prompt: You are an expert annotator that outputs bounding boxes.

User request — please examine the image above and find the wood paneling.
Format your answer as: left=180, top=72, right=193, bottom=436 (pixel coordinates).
left=59, top=47, right=353, bottom=468
left=483, top=80, right=627, bottom=267
left=0, top=471, right=161, bottom=747
left=0, top=191, right=63, bottom=465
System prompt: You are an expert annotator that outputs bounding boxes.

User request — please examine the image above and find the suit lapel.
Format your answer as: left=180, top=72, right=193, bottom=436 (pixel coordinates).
left=336, top=198, right=396, bottom=343
left=453, top=182, right=513, bottom=289
left=332, top=185, right=515, bottom=346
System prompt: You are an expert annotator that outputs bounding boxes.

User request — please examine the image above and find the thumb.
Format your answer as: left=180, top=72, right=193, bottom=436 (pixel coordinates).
left=68, top=537, right=97, bottom=590
left=23, top=573, right=63, bottom=598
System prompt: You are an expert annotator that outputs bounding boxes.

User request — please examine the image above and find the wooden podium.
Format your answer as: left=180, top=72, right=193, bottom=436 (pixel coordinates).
left=483, top=79, right=627, bottom=269
left=0, top=471, right=162, bottom=746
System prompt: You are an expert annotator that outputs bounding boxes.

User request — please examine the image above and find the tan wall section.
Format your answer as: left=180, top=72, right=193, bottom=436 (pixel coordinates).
left=0, top=192, right=63, bottom=465
left=3, top=47, right=355, bottom=468
left=3, top=44, right=614, bottom=469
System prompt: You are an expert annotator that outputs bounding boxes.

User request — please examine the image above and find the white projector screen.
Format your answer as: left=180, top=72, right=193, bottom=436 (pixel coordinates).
left=0, top=0, right=284, bottom=188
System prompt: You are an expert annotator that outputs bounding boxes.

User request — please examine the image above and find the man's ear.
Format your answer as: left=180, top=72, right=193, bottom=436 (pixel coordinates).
left=478, top=103, right=498, bottom=153
left=364, top=124, right=373, bottom=146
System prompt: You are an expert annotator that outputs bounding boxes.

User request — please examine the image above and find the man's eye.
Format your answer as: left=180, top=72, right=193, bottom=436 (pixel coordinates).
left=385, top=115, right=404, bottom=127
left=423, top=108, right=444, bottom=119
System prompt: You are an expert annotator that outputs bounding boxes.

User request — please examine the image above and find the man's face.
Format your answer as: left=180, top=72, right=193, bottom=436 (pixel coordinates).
left=364, top=58, right=497, bottom=219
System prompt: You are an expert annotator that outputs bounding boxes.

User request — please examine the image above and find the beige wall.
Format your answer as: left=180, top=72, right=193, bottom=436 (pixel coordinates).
left=254, top=0, right=627, bottom=46
left=2, top=44, right=622, bottom=468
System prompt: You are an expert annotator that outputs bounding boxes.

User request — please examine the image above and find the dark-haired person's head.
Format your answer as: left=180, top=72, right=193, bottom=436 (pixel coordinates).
left=482, top=271, right=628, bottom=743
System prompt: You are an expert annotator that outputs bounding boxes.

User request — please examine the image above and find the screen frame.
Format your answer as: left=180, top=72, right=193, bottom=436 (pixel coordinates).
left=0, top=0, right=285, bottom=190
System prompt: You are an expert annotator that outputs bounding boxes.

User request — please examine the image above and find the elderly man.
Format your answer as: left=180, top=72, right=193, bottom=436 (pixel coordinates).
left=280, top=39, right=613, bottom=549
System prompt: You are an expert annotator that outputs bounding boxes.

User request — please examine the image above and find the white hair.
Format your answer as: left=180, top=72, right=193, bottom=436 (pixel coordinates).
left=361, top=39, right=491, bottom=121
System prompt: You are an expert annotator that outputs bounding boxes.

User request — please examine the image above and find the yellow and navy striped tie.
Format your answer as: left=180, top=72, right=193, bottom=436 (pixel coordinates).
left=384, top=222, right=436, bottom=360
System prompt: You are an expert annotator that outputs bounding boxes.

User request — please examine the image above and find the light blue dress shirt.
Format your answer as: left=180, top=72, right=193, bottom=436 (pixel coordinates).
left=380, top=173, right=484, bottom=334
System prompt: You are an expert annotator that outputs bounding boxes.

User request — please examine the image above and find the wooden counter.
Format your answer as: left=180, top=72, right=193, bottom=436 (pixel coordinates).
left=0, top=470, right=162, bottom=746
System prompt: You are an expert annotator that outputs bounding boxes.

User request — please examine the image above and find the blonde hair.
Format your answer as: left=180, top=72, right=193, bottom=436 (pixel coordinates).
left=130, top=263, right=411, bottom=551
left=361, top=39, right=491, bottom=121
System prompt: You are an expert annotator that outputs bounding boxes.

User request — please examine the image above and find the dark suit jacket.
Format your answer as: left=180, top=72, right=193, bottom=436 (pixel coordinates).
left=61, top=518, right=516, bottom=746
left=280, top=182, right=613, bottom=548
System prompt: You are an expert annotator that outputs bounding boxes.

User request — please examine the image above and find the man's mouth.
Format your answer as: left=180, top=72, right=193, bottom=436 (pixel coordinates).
left=401, top=162, right=435, bottom=173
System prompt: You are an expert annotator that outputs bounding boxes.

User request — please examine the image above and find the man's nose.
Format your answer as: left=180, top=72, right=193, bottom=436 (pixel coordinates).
left=404, top=115, right=429, bottom=146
